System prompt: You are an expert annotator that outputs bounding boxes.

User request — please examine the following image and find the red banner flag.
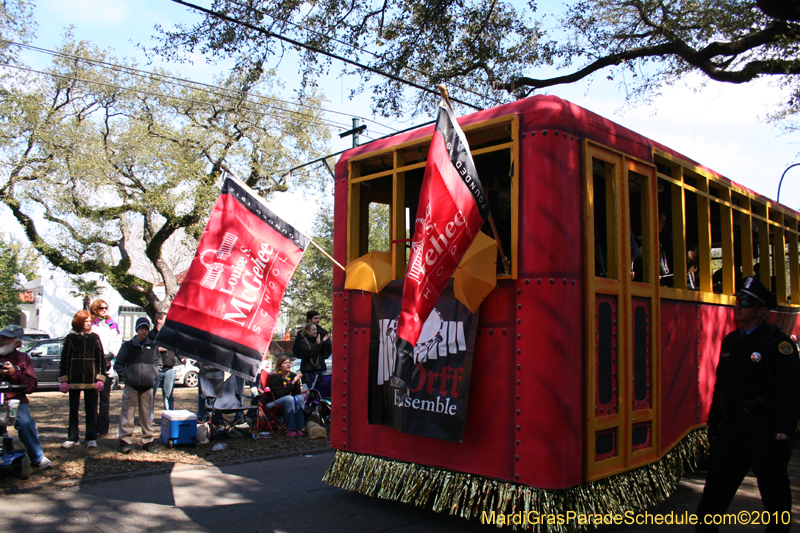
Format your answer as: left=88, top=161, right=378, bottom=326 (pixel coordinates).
left=155, top=177, right=309, bottom=381
left=392, top=103, right=489, bottom=397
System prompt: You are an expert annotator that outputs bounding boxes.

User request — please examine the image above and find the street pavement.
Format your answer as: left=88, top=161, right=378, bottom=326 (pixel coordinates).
left=1, top=446, right=798, bottom=532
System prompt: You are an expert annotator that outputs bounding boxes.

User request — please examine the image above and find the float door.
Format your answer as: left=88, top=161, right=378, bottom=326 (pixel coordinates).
left=583, top=141, right=660, bottom=481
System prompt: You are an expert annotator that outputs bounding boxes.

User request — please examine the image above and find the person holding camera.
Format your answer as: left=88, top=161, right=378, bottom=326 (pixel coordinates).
left=0, top=325, right=51, bottom=469
left=149, top=311, right=177, bottom=423
left=293, top=310, right=330, bottom=389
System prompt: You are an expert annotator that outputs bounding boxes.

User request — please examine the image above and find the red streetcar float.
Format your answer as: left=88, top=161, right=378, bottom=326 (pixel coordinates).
left=323, top=95, right=800, bottom=528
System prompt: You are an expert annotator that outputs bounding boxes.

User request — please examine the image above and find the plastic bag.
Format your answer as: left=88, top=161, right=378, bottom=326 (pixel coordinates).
left=196, top=422, right=210, bottom=444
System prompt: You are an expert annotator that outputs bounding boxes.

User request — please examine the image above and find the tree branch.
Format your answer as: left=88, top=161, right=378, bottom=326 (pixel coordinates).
left=497, top=21, right=798, bottom=92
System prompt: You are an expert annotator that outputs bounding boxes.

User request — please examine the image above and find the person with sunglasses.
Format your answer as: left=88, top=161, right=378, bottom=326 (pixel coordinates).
left=89, top=299, right=123, bottom=437
left=697, top=276, right=800, bottom=532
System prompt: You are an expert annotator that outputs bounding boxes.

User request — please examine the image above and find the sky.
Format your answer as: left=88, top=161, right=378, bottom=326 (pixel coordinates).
left=9, top=0, right=800, bottom=237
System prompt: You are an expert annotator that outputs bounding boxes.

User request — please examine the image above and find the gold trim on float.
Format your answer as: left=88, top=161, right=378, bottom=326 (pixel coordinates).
left=323, top=429, right=709, bottom=533
left=347, top=114, right=518, bottom=166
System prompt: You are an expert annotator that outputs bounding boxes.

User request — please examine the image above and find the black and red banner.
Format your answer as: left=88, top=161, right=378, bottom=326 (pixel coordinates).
left=396, top=104, right=489, bottom=348
left=155, top=177, right=309, bottom=381
left=370, top=280, right=478, bottom=442
left=391, top=103, right=489, bottom=398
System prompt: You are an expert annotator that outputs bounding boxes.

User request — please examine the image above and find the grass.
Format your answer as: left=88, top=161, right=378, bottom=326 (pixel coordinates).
left=0, top=385, right=329, bottom=492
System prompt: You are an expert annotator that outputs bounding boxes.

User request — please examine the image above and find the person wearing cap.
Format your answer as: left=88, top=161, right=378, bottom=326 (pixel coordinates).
left=115, top=317, right=162, bottom=454
left=0, top=324, right=52, bottom=469
left=696, top=276, right=800, bottom=532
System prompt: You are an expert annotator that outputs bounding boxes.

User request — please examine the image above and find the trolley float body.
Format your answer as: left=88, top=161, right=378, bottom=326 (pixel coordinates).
left=324, top=95, right=800, bottom=523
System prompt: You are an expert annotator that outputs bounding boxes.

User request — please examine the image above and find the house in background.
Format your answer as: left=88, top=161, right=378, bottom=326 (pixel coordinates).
left=18, top=265, right=295, bottom=342
left=117, top=304, right=150, bottom=338
left=15, top=268, right=147, bottom=339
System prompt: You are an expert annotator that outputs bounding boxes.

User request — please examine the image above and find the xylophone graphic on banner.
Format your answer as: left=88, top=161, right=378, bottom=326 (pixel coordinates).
left=369, top=280, right=478, bottom=443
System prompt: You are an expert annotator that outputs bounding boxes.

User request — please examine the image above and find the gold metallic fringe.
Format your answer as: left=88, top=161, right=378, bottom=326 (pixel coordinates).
left=322, top=429, right=709, bottom=532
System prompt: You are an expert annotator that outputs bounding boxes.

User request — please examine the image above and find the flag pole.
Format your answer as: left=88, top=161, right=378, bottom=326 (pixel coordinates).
left=219, top=162, right=345, bottom=272
left=437, top=85, right=512, bottom=276
left=310, top=240, right=345, bottom=271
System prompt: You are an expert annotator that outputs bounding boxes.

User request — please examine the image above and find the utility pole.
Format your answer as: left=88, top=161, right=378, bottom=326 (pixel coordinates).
left=339, top=118, right=367, bottom=148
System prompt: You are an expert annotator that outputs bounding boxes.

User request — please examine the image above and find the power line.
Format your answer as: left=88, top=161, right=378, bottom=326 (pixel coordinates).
left=222, top=0, right=505, bottom=108
left=0, top=62, right=352, bottom=131
left=3, top=39, right=399, bottom=136
left=18, top=39, right=399, bottom=133
left=6, top=54, right=445, bottom=186
left=168, top=0, right=483, bottom=111
left=281, top=119, right=436, bottom=177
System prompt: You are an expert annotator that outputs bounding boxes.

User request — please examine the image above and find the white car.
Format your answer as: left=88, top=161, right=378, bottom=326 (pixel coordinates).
left=173, top=359, right=200, bottom=387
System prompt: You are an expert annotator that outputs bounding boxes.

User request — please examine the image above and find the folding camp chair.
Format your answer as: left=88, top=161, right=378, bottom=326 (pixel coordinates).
left=253, top=371, right=286, bottom=436
left=199, top=367, right=256, bottom=439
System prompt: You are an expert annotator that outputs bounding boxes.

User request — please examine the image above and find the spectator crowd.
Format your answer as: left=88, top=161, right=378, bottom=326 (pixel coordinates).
left=0, top=305, right=331, bottom=468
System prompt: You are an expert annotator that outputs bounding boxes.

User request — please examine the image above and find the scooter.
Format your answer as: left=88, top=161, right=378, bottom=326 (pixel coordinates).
left=0, top=382, right=31, bottom=479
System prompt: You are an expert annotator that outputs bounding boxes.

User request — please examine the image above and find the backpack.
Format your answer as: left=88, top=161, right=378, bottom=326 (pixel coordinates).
left=304, top=389, right=322, bottom=417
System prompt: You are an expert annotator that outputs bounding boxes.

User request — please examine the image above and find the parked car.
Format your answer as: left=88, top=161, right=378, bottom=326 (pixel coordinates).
left=173, top=359, right=199, bottom=387
left=21, top=329, right=50, bottom=351
left=24, top=337, right=64, bottom=391
left=24, top=337, right=122, bottom=390
left=289, top=356, right=331, bottom=392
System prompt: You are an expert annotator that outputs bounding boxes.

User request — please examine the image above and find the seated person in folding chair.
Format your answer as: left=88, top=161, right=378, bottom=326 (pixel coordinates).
left=252, top=358, right=273, bottom=407
left=252, top=360, right=283, bottom=433
left=269, top=355, right=306, bottom=437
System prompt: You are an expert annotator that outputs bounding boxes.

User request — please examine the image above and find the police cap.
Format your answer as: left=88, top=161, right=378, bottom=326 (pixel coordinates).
left=735, top=276, right=778, bottom=309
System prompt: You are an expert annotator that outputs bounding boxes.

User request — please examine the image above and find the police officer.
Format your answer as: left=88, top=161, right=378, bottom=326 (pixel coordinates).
left=697, top=276, right=800, bottom=532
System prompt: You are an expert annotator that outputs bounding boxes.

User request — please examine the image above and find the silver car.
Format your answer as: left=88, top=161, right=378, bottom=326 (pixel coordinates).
left=173, top=359, right=200, bottom=387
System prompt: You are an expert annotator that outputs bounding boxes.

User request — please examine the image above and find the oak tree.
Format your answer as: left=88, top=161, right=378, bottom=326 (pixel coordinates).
left=282, top=199, right=334, bottom=332
left=154, top=1, right=800, bottom=120
left=0, top=36, right=330, bottom=317
left=0, top=233, right=39, bottom=326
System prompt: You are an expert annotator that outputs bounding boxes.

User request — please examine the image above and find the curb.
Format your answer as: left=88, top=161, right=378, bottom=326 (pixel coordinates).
left=4, top=446, right=335, bottom=494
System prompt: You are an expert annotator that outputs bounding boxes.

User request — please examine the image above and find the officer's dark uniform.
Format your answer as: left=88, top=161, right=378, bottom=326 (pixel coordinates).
left=697, top=277, right=800, bottom=532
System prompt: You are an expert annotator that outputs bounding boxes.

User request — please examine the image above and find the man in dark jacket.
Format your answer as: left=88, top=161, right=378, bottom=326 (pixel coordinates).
left=0, top=325, right=52, bottom=469
left=696, top=276, right=800, bottom=532
left=149, top=311, right=177, bottom=422
left=116, top=317, right=162, bottom=454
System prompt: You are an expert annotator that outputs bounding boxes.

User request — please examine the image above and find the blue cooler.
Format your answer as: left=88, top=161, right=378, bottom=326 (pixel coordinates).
left=161, top=409, right=197, bottom=448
